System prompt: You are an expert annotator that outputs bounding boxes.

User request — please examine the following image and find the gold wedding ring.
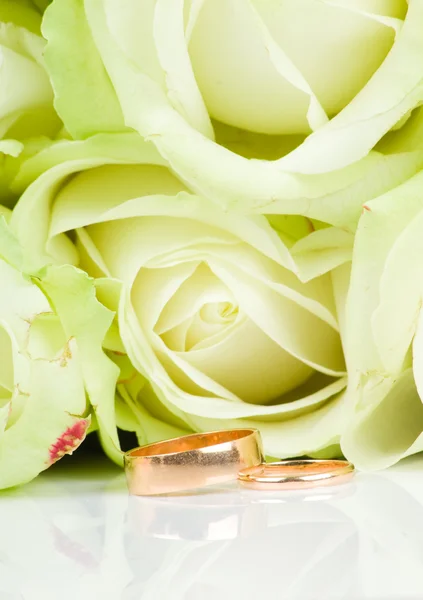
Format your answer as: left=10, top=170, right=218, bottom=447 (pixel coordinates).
left=238, top=459, right=355, bottom=491
left=125, top=428, right=264, bottom=496
left=124, top=429, right=355, bottom=496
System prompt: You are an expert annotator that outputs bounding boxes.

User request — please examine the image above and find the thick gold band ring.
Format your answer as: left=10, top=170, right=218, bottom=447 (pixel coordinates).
left=238, top=459, right=355, bottom=491
left=125, top=428, right=264, bottom=496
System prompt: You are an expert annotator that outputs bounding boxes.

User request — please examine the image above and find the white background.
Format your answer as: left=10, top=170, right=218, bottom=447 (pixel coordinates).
left=2, top=454, right=423, bottom=599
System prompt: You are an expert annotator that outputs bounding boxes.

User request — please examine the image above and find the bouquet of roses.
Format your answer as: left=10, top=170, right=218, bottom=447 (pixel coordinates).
left=2, top=0, right=423, bottom=488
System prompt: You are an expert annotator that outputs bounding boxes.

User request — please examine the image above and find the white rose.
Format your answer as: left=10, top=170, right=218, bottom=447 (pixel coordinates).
left=12, top=136, right=350, bottom=457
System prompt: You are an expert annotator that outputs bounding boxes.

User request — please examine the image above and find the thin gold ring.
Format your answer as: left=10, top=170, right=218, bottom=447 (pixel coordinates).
left=125, top=428, right=264, bottom=496
left=238, top=459, right=355, bottom=491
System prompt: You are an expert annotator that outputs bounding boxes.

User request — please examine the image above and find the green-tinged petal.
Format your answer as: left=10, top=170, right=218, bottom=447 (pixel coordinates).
left=0, top=259, right=49, bottom=348
left=264, top=150, right=423, bottom=227
left=0, top=215, right=23, bottom=270
left=0, top=140, right=23, bottom=158
left=247, top=0, right=328, bottom=132
left=372, top=209, right=423, bottom=374
left=190, top=0, right=398, bottom=135
left=331, top=263, right=351, bottom=356
left=154, top=0, right=214, bottom=139
left=10, top=134, right=167, bottom=270
left=35, top=265, right=122, bottom=464
left=0, top=238, right=91, bottom=487
left=277, top=0, right=423, bottom=174
left=0, top=336, right=91, bottom=489
left=341, top=369, right=423, bottom=470
left=0, top=403, right=9, bottom=436
left=95, top=277, right=125, bottom=353
left=291, top=227, right=354, bottom=281
left=0, top=21, right=60, bottom=141
left=340, top=169, right=423, bottom=469
left=42, top=0, right=127, bottom=138
left=10, top=133, right=166, bottom=196
left=412, top=311, right=423, bottom=410
left=345, top=169, right=423, bottom=378
left=0, top=217, right=122, bottom=486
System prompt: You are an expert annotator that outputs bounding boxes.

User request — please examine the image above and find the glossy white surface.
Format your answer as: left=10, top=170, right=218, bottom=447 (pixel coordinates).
left=2, top=455, right=423, bottom=599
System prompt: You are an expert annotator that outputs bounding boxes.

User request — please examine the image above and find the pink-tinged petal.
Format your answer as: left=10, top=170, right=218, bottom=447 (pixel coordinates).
left=48, top=417, right=90, bottom=464
left=52, top=524, right=99, bottom=569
